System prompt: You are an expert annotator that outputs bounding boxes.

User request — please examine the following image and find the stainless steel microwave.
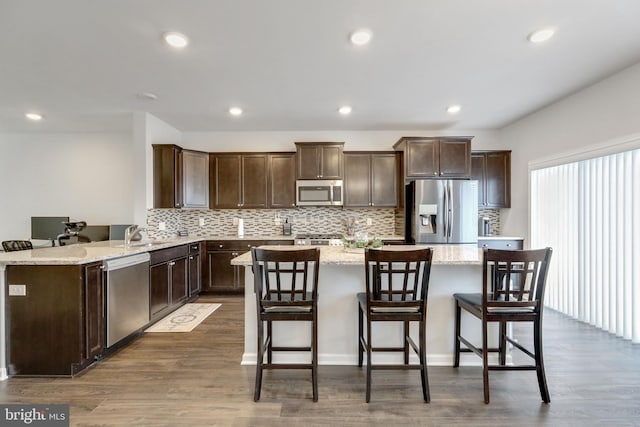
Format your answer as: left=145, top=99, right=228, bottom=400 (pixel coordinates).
left=296, top=180, right=343, bottom=206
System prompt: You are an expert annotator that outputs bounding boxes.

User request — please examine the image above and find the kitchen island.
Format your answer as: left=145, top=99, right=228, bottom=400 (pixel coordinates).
left=232, top=244, right=496, bottom=366
left=0, top=238, right=203, bottom=380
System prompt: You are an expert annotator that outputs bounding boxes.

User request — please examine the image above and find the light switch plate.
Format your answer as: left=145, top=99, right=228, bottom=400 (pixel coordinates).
left=366, top=218, right=373, bottom=226
left=9, top=284, right=26, bottom=296
left=158, top=222, right=166, bottom=231
left=198, top=218, right=205, bottom=226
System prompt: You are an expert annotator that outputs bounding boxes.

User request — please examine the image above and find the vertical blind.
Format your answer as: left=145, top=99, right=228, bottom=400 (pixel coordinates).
left=531, top=149, right=640, bottom=342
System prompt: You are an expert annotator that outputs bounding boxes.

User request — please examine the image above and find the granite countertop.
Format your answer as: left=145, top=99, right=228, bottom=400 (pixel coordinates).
left=0, top=237, right=203, bottom=265
left=231, top=244, right=482, bottom=267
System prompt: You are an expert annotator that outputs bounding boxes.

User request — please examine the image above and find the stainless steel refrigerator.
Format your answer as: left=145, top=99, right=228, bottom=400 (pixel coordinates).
left=406, top=180, right=479, bottom=244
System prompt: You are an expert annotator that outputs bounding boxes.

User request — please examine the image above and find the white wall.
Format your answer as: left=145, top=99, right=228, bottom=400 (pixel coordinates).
left=0, top=132, right=134, bottom=240
left=131, top=113, right=182, bottom=226
left=182, top=129, right=503, bottom=152
left=500, top=61, right=640, bottom=243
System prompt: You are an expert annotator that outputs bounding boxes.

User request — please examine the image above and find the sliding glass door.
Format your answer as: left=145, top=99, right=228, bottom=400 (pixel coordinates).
left=531, top=149, right=640, bottom=342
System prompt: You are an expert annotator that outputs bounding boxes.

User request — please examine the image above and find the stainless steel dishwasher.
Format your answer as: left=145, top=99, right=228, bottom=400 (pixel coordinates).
left=103, top=252, right=150, bottom=347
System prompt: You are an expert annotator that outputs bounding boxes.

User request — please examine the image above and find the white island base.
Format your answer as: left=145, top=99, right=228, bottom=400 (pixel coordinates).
left=234, top=245, right=502, bottom=367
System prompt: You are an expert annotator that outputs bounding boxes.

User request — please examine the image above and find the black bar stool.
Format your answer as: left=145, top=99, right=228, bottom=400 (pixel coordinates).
left=251, top=247, right=321, bottom=402
left=453, top=247, right=553, bottom=403
left=357, top=247, right=433, bottom=402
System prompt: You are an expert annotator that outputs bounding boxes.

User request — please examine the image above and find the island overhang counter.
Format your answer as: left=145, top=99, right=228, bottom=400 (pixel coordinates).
left=232, top=244, right=496, bottom=367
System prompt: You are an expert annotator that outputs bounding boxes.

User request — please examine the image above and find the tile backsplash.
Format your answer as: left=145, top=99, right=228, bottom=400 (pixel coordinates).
left=147, top=207, right=502, bottom=239
left=147, top=207, right=397, bottom=239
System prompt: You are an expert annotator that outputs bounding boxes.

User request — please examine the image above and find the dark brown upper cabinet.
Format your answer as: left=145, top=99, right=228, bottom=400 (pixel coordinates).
left=295, top=142, right=344, bottom=179
left=471, top=150, right=511, bottom=208
left=393, top=137, right=472, bottom=179
left=268, top=152, right=296, bottom=208
left=344, top=152, right=397, bottom=207
left=153, top=144, right=183, bottom=208
left=181, top=150, right=209, bottom=208
left=209, top=153, right=268, bottom=209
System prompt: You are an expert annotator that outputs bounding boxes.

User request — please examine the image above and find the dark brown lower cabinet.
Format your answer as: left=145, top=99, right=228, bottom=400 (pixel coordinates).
left=149, top=245, right=189, bottom=322
left=6, top=263, right=104, bottom=376
left=188, top=242, right=203, bottom=296
left=204, top=239, right=294, bottom=293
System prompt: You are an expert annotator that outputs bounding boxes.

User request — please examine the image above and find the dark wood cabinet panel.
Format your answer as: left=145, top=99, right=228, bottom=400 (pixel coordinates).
left=405, top=139, right=439, bottom=177
left=149, top=244, right=190, bottom=322
left=268, top=153, right=296, bottom=208
left=241, top=154, right=268, bottom=208
left=153, top=144, right=183, bottom=208
left=204, top=239, right=293, bottom=293
left=394, top=137, right=472, bottom=179
left=210, top=153, right=268, bottom=208
left=182, top=150, right=209, bottom=208
left=295, top=142, right=344, bottom=179
left=6, top=265, right=87, bottom=375
left=150, top=262, right=170, bottom=318
left=84, top=262, right=104, bottom=360
left=211, top=154, right=242, bottom=208
left=188, top=242, right=203, bottom=296
left=438, top=139, right=471, bottom=177
left=371, top=153, right=398, bottom=207
left=206, top=250, right=240, bottom=292
left=170, top=257, right=188, bottom=304
left=344, top=152, right=397, bottom=207
left=344, top=153, right=371, bottom=206
left=471, top=150, right=511, bottom=208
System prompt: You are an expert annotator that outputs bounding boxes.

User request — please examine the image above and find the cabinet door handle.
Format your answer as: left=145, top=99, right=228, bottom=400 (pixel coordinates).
left=433, top=172, right=438, bottom=176
left=506, top=243, right=512, bottom=247
left=189, top=256, right=194, bottom=260
left=169, top=261, right=176, bottom=266
left=219, top=244, right=223, bottom=248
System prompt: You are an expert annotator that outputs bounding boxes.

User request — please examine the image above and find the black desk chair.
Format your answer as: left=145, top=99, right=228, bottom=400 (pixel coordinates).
left=251, top=247, right=321, bottom=402
left=2, top=240, right=33, bottom=252
left=358, top=247, right=433, bottom=402
left=453, top=247, right=553, bottom=403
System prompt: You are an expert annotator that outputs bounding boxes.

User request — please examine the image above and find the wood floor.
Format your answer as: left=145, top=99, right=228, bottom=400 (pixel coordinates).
left=2, top=293, right=640, bottom=426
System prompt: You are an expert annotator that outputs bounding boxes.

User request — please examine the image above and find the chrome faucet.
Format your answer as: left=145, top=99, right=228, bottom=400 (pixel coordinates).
left=124, top=225, right=147, bottom=247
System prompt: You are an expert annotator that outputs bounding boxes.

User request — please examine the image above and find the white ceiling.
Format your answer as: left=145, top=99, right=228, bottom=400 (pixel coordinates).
left=2, top=0, right=640, bottom=133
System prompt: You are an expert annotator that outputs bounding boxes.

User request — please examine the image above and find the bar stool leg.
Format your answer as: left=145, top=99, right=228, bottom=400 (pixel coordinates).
left=404, top=321, right=410, bottom=364
left=312, top=311, right=318, bottom=402
left=419, top=317, right=430, bottom=402
left=482, top=319, right=490, bottom=404
left=453, top=302, right=461, bottom=367
left=366, top=318, right=372, bottom=403
left=534, top=317, right=551, bottom=403
left=358, top=304, right=364, bottom=367
left=254, top=321, right=264, bottom=401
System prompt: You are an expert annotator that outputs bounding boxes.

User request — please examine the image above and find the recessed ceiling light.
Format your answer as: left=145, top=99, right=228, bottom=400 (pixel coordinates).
left=163, top=31, right=189, bottom=48
left=528, top=28, right=555, bottom=43
left=338, top=106, right=352, bottom=115
left=350, top=29, right=372, bottom=46
left=229, top=107, right=243, bottom=116
left=25, top=112, right=43, bottom=121
left=137, top=92, right=158, bottom=101
left=447, top=105, right=462, bottom=114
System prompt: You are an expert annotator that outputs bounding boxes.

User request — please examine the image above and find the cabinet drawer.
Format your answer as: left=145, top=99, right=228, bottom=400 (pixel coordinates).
left=207, top=239, right=294, bottom=251
left=149, top=244, right=189, bottom=265
left=478, top=239, right=523, bottom=250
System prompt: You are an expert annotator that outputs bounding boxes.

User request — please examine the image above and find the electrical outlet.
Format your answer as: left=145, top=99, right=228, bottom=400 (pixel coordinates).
left=9, top=284, right=26, bottom=296
left=198, top=217, right=205, bottom=226
left=232, top=217, right=239, bottom=226
left=366, top=218, right=372, bottom=226
left=158, top=222, right=166, bottom=231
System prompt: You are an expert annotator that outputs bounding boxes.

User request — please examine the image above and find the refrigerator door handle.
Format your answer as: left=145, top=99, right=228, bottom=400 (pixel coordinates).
left=447, top=182, right=453, bottom=239
left=443, top=181, right=449, bottom=239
